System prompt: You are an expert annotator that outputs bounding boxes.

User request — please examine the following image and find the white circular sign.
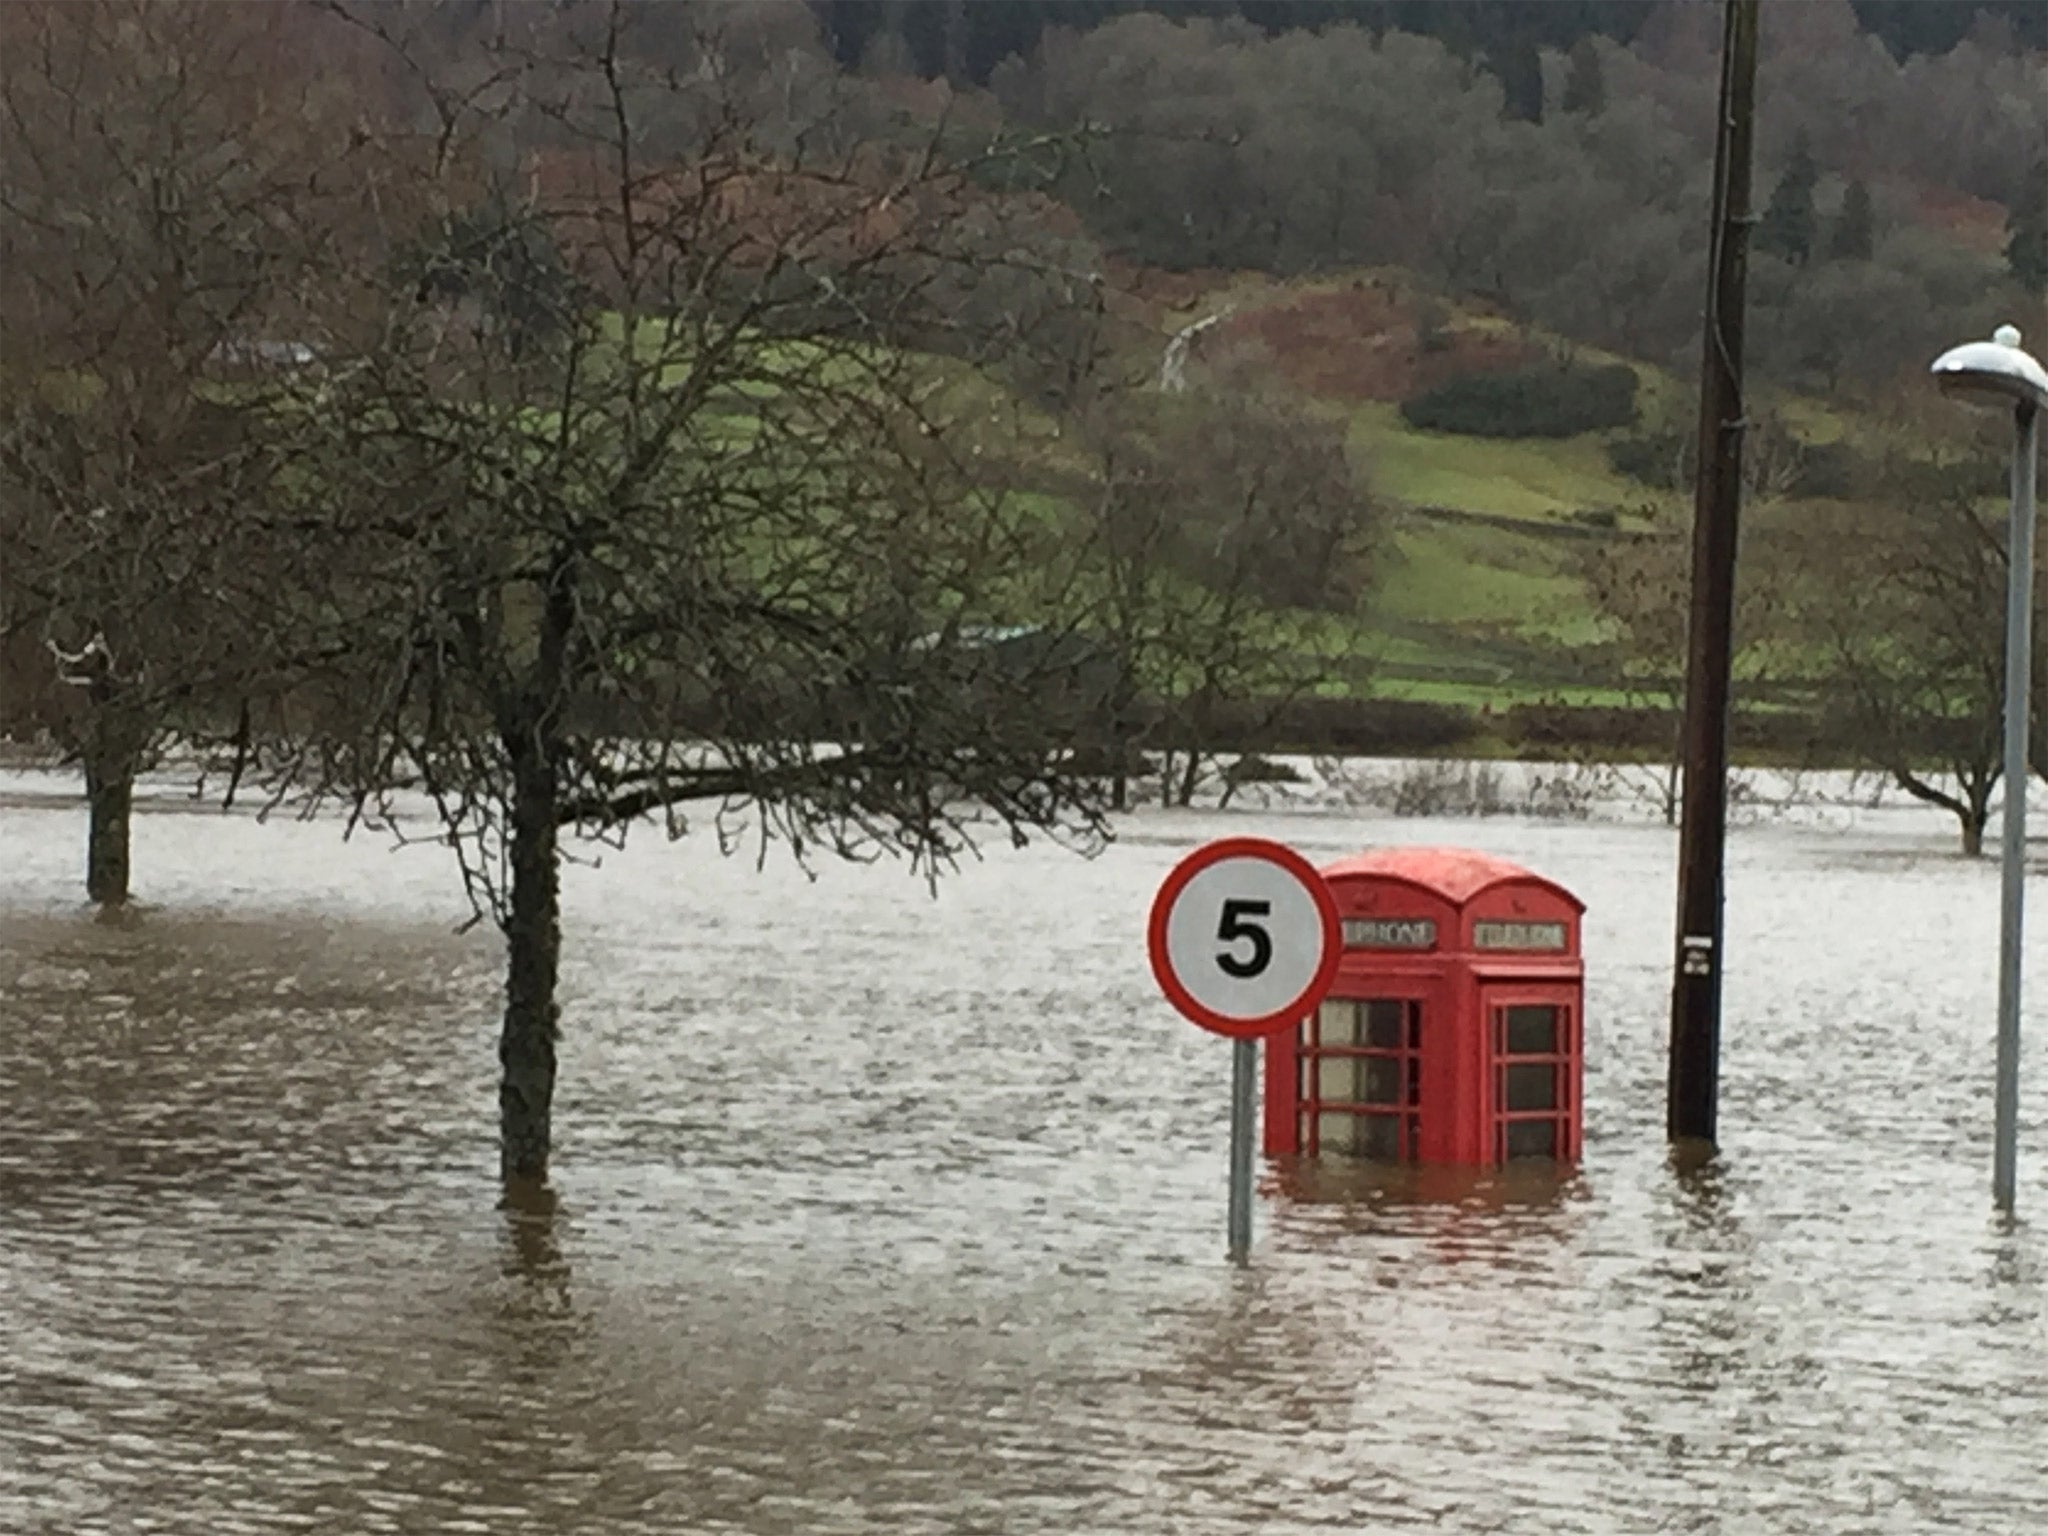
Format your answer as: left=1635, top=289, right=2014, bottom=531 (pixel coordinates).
left=1148, top=838, right=1341, bottom=1039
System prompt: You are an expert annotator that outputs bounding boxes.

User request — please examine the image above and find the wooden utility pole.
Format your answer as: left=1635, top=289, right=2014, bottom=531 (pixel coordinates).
left=1669, top=0, right=1758, bottom=1149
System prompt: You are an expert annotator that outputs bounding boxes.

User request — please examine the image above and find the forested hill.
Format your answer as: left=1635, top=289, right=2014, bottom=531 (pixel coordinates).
left=947, top=0, right=2044, bottom=403
left=808, top=0, right=2048, bottom=89
left=320, top=0, right=2045, bottom=410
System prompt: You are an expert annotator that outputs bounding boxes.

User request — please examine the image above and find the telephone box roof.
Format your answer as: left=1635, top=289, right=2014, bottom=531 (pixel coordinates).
left=1321, top=846, right=1584, bottom=912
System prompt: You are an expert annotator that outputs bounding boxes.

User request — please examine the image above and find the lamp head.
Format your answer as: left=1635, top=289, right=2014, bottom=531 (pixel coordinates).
left=1930, top=326, right=2048, bottom=412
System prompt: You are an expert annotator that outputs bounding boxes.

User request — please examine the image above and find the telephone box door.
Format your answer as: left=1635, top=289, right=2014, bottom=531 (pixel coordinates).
left=1480, top=986, right=1581, bottom=1163
left=1291, top=979, right=1460, bottom=1161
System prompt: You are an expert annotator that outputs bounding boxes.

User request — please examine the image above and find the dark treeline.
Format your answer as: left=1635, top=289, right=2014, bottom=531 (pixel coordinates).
left=808, top=1, right=2047, bottom=87
left=963, top=0, right=2044, bottom=396
left=316, top=2, right=2044, bottom=402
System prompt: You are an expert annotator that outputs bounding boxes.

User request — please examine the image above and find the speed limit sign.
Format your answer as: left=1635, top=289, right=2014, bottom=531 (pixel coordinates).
left=1147, top=837, right=1343, bottom=1040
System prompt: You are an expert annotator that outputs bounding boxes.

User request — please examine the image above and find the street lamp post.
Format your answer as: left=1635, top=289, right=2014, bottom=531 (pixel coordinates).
left=1930, top=325, right=2048, bottom=1215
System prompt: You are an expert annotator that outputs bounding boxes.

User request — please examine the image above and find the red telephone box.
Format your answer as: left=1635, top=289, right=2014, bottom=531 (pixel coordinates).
left=1263, top=847, right=1585, bottom=1166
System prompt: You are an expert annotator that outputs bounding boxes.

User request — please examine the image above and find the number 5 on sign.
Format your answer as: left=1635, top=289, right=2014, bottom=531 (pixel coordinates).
left=1148, top=838, right=1342, bottom=1040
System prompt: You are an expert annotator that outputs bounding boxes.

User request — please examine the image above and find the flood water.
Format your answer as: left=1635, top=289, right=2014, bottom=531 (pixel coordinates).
left=3, top=768, right=2045, bottom=1534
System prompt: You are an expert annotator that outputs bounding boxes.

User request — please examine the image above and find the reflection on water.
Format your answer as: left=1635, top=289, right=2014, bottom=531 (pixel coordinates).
left=3, top=778, right=2046, bottom=1534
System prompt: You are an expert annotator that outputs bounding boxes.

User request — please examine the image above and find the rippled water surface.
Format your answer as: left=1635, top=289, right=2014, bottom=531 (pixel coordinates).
left=3, top=772, right=2046, bottom=1534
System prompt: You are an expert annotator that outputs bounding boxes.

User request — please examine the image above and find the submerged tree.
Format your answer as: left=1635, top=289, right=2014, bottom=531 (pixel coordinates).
left=270, top=5, right=1113, bottom=1184
left=1573, top=507, right=1792, bottom=825
left=0, top=1, right=362, bottom=904
left=0, top=396, right=292, bottom=901
left=1785, top=477, right=2014, bottom=854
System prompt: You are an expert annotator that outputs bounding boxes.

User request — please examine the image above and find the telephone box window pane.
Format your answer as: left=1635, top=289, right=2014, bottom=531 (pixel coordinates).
left=1363, top=1000, right=1407, bottom=1049
left=1318, top=1000, right=1361, bottom=1047
left=1362, top=1057, right=1404, bottom=1105
left=1504, top=1062, right=1558, bottom=1112
left=1504, top=1119, right=1558, bottom=1159
left=1355, top=1114, right=1403, bottom=1160
left=1316, top=1056, right=1361, bottom=1104
left=1317, top=1111, right=1359, bottom=1153
left=1504, top=1005, right=1559, bottom=1055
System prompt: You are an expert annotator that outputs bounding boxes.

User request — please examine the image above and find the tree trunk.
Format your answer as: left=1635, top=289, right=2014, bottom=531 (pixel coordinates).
left=83, top=750, right=134, bottom=906
left=1962, top=818, right=1984, bottom=857
left=1954, top=776, right=1993, bottom=856
left=1963, top=773, right=1997, bottom=858
left=1106, top=653, right=1137, bottom=813
left=1893, top=768, right=1996, bottom=858
left=500, top=736, right=561, bottom=1185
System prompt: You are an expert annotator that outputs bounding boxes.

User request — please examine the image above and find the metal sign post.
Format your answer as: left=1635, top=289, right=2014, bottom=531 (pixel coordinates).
left=1226, top=1038, right=1257, bottom=1264
left=1147, top=837, right=1342, bottom=1266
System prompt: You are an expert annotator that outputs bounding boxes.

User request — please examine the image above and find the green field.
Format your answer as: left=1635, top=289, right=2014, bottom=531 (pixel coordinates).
left=612, top=288, right=1870, bottom=719
left=1345, top=401, right=1667, bottom=523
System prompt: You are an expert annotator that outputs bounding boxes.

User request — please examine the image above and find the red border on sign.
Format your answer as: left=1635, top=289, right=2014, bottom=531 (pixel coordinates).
left=1147, top=836, right=1343, bottom=1040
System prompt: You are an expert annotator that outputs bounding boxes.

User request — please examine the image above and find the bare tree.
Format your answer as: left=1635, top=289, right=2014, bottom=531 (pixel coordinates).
left=0, top=0, right=356, bottom=902
left=1079, top=384, right=1379, bottom=810
left=1571, top=525, right=1690, bottom=823
left=1786, top=484, right=2013, bottom=854
left=1569, top=501, right=1798, bottom=825
left=262, top=6, right=1112, bottom=1185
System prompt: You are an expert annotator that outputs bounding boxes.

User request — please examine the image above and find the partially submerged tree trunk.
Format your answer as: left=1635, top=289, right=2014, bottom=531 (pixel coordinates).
left=500, top=729, right=561, bottom=1185
left=1894, top=766, right=1996, bottom=857
left=75, top=661, right=143, bottom=908
left=1176, top=739, right=1203, bottom=808
left=82, top=746, right=134, bottom=905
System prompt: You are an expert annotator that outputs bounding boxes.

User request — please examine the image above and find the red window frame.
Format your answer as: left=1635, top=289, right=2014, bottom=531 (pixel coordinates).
left=1488, top=996, right=1575, bottom=1162
left=1298, top=997, right=1423, bottom=1159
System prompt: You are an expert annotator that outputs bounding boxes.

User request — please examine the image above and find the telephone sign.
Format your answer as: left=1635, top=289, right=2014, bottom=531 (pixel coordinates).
left=1148, top=838, right=1343, bottom=1040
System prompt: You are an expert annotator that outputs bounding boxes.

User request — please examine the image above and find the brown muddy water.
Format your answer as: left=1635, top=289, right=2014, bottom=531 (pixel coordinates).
left=2, top=770, right=2045, bottom=1534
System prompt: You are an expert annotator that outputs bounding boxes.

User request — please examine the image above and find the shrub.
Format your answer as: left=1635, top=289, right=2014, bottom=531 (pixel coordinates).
left=1415, top=299, right=1453, bottom=355
left=1400, top=359, right=1638, bottom=439
left=1791, top=440, right=1863, bottom=499
left=1379, top=761, right=1508, bottom=817
left=1503, top=703, right=1676, bottom=755
left=1520, top=768, right=1601, bottom=820
left=1606, top=418, right=1904, bottom=501
left=1257, top=696, right=1479, bottom=755
left=1606, top=425, right=1687, bottom=489
left=1223, top=753, right=1306, bottom=785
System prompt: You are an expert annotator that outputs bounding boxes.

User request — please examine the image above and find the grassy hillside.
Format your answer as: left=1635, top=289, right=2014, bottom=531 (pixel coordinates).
left=593, top=276, right=1905, bottom=727
left=1347, top=402, right=1666, bottom=523
left=1139, top=268, right=1959, bottom=717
